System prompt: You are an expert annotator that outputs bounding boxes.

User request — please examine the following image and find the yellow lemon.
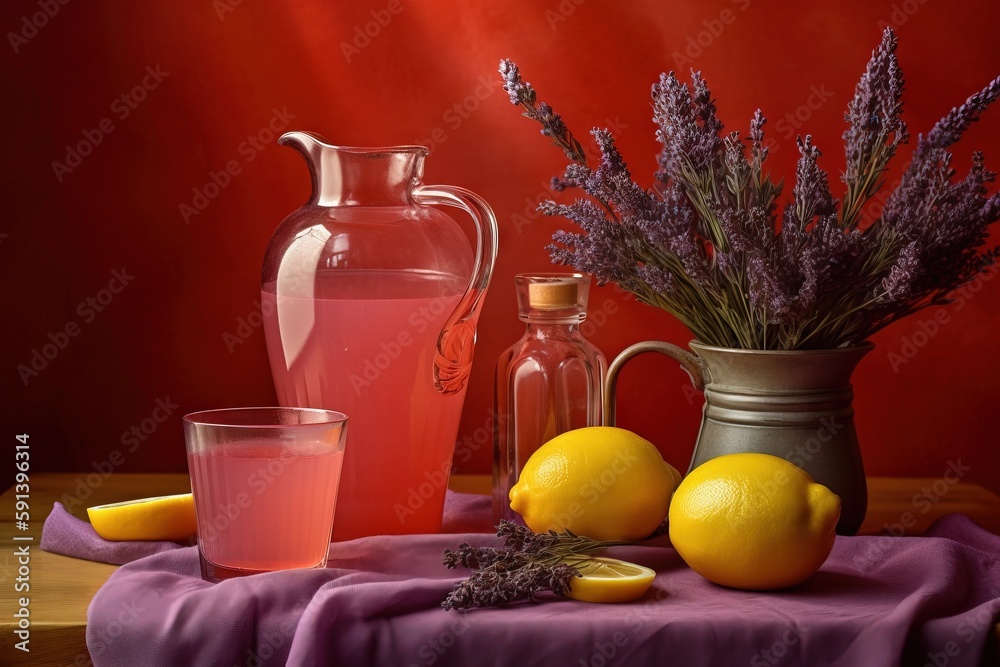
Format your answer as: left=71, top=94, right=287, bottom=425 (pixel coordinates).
left=565, top=556, right=656, bottom=603
left=509, top=426, right=682, bottom=541
left=668, top=453, right=840, bottom=590
left=88, top=493, right=197, bottom=542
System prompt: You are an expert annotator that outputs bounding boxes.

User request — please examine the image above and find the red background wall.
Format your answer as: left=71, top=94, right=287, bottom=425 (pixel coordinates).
left=3, top=0, right=999, bottom=497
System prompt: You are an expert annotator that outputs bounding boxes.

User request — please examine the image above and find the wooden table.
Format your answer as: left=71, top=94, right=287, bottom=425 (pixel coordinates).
left=2, top=473, right=1000, bottom=666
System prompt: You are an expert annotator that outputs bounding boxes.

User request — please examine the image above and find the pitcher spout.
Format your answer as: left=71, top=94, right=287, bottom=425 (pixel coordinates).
left=277, top=130, right=329, bottom=156
left=278, top=131, right=328, bottom=205
left=279, top=132, right=427, bottom=207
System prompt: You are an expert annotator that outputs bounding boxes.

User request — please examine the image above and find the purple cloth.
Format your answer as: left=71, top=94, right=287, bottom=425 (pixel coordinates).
left=39, top=491, right=492, bottom=564
left=40, top=502, right=190, bottom=564
left=41, top=495, right=1000, bottom=667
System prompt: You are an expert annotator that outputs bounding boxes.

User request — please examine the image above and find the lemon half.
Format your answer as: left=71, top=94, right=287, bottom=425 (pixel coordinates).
left=565, top=556, right=656, bottom=603
left=87, top=493, right=197, bottom=542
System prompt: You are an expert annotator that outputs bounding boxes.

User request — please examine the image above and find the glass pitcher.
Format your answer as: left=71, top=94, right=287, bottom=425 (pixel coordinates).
left=261, top=132, right=498, bottom=540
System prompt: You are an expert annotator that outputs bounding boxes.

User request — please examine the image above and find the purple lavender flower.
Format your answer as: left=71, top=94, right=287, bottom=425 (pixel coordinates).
left=537, top=102, right=569, bottom=142
left=589, top=129, right=661, bottom=222
left=652, top=71, right=723, bottom=182
left=442, top=522, right=631, bottom=611
left=499, top=58, right=586, bottom=163
left=884, top=71, right=1000, bottom=238
left=497, top=520, right=557, bottom=553
left=544, top=196, right=645, bottom=290
left=553, top=163, right=591, bottom=192
left=881, top=147, right=953, bottom=234
left=723, top=132, right=749, bottom=182
left=841, top=28, right=908, bottom=228
left=637, top=264, right=676, bottom=295
left=499, top=59, right=534, bottom=106
left=746, top=253, right=792, bottom=322
left=843, top=28, right=908, bottom=161
left=691, top=71, right=724, bottom=138
left=879, top=241, right=921, bottom=303
left=641, top=186, right=711, bottom=286
left=749, top=109, right=768, bottom=166
left=546, top=563, right=580, bottom=597
left=802, top=217, right=864, bottom=301
left=918, top=75, right=1000, bottom=156
left=791, top=135, right=837, bottom=227
left=501, top=36, right=1000, bottom=350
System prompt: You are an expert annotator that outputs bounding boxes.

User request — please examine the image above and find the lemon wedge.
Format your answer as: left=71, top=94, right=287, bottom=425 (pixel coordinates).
left=565, top=557, right=656, bottom=603
left=87, top=493, right=197, bottom=542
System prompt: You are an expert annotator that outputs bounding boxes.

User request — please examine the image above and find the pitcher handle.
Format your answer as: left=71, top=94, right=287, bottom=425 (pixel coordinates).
left=413, top=185, right=499, bottom=394
left=603, top=341, right=706, bottom=426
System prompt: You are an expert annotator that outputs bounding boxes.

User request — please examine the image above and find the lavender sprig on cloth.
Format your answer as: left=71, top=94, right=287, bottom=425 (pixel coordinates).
left=441, top=521, right=629, bottom=611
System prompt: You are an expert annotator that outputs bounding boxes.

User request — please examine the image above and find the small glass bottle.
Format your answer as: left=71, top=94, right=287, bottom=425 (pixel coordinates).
left=493, top=274, right=607, bottom=524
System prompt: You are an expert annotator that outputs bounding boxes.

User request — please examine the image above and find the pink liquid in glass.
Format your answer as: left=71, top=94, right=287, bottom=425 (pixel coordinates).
left=262, top=274, right=467, bottom=540
left=188, top=442, right=344, bottom=571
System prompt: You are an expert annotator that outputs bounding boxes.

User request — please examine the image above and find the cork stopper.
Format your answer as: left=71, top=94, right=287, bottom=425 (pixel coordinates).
left=515, top=273, right=590, bottom=322
left=527, top=280, right=579, bottom=310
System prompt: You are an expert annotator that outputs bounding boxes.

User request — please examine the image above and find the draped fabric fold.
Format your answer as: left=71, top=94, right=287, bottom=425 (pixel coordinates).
left=40, top=495, right=1000, bottom=667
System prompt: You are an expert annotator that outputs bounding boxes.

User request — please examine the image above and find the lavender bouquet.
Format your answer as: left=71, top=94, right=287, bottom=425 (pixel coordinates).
left=500, top=29, right=1000, bottom=350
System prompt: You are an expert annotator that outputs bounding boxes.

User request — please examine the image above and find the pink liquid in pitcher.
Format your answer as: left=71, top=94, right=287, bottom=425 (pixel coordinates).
left=262, top=272, right=467, bottom=540
left=188, top=443, right=344, bottom=571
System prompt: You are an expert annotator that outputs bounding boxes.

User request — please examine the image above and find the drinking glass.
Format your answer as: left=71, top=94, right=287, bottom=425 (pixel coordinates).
left=183, top=407, right=348, bottom=582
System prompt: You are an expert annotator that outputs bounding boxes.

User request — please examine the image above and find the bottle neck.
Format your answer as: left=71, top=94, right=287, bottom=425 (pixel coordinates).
left=523, top=320, right=584, bottom=339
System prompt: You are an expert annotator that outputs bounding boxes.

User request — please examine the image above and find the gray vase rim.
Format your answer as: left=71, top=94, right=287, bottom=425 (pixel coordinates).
left=687, top=340, right=876, bottom=356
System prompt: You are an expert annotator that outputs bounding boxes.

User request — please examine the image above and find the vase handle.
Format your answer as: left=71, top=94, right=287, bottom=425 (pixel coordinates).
left=602, top=341, right=706, bottom=426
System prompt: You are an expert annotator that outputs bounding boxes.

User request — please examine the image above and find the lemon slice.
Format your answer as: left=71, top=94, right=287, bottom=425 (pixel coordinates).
left=565, top=557, right=656, bottom=603
left=87, top=493, right=197, bottom=542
